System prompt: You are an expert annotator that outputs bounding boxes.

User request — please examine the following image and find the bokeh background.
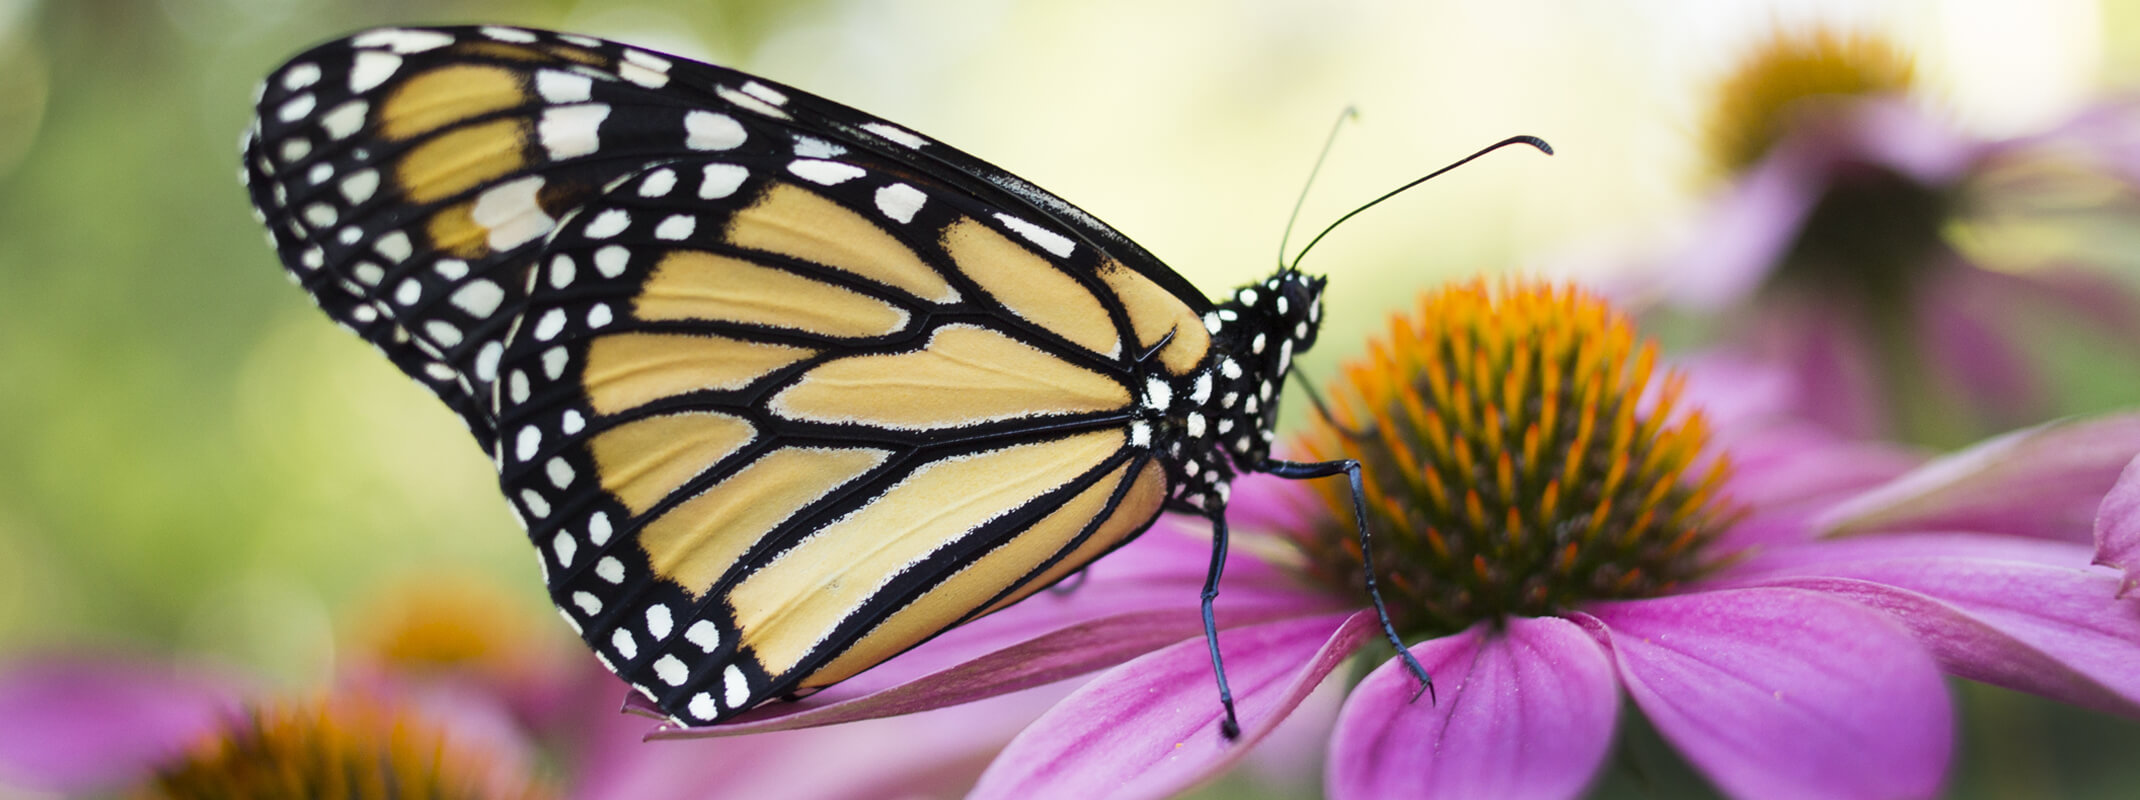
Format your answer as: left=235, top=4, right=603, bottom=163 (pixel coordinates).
left=3, top=0, right=2138, bottom=797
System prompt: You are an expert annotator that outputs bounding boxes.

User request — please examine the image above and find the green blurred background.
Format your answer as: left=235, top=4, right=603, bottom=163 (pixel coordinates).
left=2, top=0, right=2138, bottom=797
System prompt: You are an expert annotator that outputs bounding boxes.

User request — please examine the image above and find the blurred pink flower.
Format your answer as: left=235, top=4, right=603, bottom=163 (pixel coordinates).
left=1628, top=36, right=2140, bottom=442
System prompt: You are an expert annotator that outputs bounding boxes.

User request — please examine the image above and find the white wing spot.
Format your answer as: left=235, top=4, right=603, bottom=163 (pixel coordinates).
left=320, top=100, right=368, bottom=140
left=587, top=509, right=611, bottom=542
left=541, top=346, right=568, bottom=379
left=519, top=488, right=550, bottom=518
left=515, top=426, right=542, bottom=462
left=480, top=26, right=539, bottom=42
left=540, top=104, right=610, bottom=160
left=471, top=175, right=555, bottom=251
left=593, top=245, right=630, bottom=277
left=474, top=340, right=503, bottom=381
left=534, top=308, right=566, bottom=340
left=562, top=410, right=587, bottom=436
left=281, top=63, right=320, bottom=90
left=423, top=320, right=463, bottom=348
left=306, top=162, right=334, bottom=185
left=638, top=168, right=678, bottom=197
left=741, top=81, right=788, bottom=105
left=654, top=214, right=696, bottom=240
left=536, top=70, right=593, bottom=104
left=584, top=209, right=631, bottom=239
left=875, top=183, right=926, bottom=223
left=861, top=122, right=927, bottom=148
left=302, top=203, right=336, bottom=228
left=595, top=556, right=625, bottom=583
left=394, top=278, right=421, bottom=306
left=572, top=591, right=601, bottom=615
left=549, top=254, right=577, bottom=288
left=508, top=370, right=530, bottom=403
left=587, top=303, right=614, bottom=328
left=452, top=279, right=506, bottom=319
left=435, top=259, right=470, bottom=280
left=339, top=169, right=379, bottom=204
left=351, top=262, right=384, bottom=286
left=646, top=604, right=674, bottom=639
left=348, top=51, right=403, bottom=93
left=278, top=138, right=310, bottom=163
left=611, top=628, right=637, bottom=660
left=716, top=85, right=787, bottom=118
left=684, top=111, right=746, bottom=150
left=653, top=655, right=687, bottom=686
left=1144, top=377, right=1172, bottom=411
left=351, top=28, right=454, bottom=53
left=688, top=693, right=716, bottom=721
left=685, top=620, right=720, bottom=651
left=276, top=93, right=315, bottom=122
left=619, top=61, right=668, bottom=89
left=552, top=531, right=577, bottom=567
left=722, top=665, right=749, bottom=708
left=993, top=213, right=1074, bottom=258
left=699, top=163, right=748, bottom=199
left=788, top=159, right=864, bottom=185
left=546, top=457, right=575, bottom=488
left=792, top=136, right=845, bottom=158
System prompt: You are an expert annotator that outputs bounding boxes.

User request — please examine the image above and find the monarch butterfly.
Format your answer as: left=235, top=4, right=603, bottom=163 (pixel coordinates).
left=241, top=25, right=1510, bottom=737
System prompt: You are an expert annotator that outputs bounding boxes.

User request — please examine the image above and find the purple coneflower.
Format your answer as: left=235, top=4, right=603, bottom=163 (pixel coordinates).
left=1635, top=29, right=2140, bottom=444
left=680, top=277, right=2140, bottom=799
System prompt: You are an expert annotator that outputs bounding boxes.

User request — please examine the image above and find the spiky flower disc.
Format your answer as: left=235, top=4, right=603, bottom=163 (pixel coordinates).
left=1296, top=279, right=1736, bottom=637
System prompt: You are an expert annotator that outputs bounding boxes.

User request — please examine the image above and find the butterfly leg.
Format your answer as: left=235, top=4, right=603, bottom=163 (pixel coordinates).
left=1260, top=458, right=1434, bottom=703
left=1201, top=509, right=1243, bottom=739
left=1047, top=568, right=1091, bottom=596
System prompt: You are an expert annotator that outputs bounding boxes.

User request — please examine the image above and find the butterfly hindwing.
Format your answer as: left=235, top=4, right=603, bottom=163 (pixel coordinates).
left=494, top=148, right=1189, bottom=720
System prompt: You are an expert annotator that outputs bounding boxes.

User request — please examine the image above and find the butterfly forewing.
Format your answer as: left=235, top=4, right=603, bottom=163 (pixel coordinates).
left=247, top=27, right=821, bottom=446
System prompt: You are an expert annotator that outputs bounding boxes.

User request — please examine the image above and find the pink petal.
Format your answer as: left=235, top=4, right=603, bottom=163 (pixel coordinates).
left=0, top=656, right=242, bottom=792
left=2093, top=453, right=2140, bottom=597
left=1583, top=588, right=1952, bottom=800
left=1817, top=412, right=2140, bottom=541
left=968, top=611, right=1375, bottom=800
left=1725, top=532, right=2140, bottom=716
left=1917, top=266, right=2040, bottom=423
left=1326, top=617, right=1618, bottom=800
left=656, top=524, right=1333, bottom=736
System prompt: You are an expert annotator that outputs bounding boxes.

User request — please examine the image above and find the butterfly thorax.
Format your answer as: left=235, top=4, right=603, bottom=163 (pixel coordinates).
left=1147, top=269, right=1327, bottom=513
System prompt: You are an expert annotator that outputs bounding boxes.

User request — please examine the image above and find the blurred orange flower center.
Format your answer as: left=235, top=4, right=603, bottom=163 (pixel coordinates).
left=143, top=698, right=546, bottom=800
left=1705, top=29, right=1916, bottom=175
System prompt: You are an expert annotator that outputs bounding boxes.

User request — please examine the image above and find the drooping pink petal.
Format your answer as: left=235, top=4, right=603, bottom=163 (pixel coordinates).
left=1582, top=588, right=1951, bottom=800
left=1723, top=532, right=2140, bottom=716
left=1326, top=617, right=1618, bottom=800
left=657, top=523, right=1333, bottom=736
left=2093, top=453, right=2140, bottom=597
left=1917, top=265, right=2041, bottom=424
left=1816, top=411, right=2140, bottom=541
left=967, top=611, right=1375, bottom=800
left=0, top=656, right=242, bottom=793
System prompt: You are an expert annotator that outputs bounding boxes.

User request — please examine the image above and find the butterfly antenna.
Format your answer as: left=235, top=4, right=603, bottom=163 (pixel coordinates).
left=1287, top=135, right=1552, bottom=271
left=1277, top=106, right=1360, bottom=271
